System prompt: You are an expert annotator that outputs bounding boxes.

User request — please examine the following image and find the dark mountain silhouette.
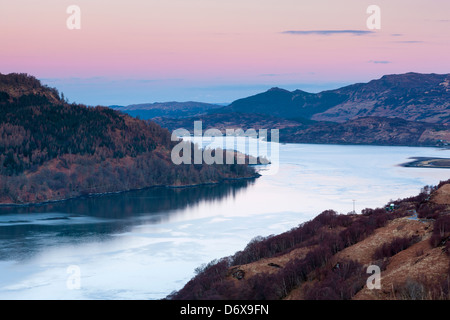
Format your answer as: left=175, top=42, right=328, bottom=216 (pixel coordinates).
left=112, top=101, right=224, bottom=119
left=218, top=87, right=346, bottom=120
left=217, top=73, right=450, bottom=123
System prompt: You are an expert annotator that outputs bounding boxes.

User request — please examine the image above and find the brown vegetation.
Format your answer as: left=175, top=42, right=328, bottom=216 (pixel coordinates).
left=168, top=180, right=450, bottom=300
left=0, top=73, right=258, bottom=204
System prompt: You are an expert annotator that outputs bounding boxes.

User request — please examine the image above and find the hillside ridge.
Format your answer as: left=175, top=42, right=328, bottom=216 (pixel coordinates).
left=219, top=72, right=450, bottom=123
left=168, top=180, right=450, bottom=300
left=150, top=73, right=450, bottom=147
left=0, top=73, right=258, bottom=205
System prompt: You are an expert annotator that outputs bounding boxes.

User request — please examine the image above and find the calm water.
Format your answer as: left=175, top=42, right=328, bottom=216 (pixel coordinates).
left=0, top=143, right=449, bottom=299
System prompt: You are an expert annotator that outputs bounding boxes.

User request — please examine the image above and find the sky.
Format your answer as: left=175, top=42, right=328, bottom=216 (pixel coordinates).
left=0, top=0, right=449, bottom=106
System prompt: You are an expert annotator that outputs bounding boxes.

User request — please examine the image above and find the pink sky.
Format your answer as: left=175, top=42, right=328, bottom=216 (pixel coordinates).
left=0, top=0, right=449, bottom=105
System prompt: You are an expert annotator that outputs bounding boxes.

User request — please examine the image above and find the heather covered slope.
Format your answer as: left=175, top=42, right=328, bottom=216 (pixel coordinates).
left=0, top=73, right=258, bottom=204
left=168, top=180, right=450, bottom=300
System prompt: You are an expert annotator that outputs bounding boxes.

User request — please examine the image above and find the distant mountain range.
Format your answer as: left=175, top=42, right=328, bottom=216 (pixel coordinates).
left=218, top=73, right=450, bottom=123
left=111, top=101, right=224, bottom=119
left=146, top=73, right=450, bottom=147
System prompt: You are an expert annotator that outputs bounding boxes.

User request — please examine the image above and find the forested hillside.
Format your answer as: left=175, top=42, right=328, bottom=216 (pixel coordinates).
left=0, top=73, right=258, bottom=204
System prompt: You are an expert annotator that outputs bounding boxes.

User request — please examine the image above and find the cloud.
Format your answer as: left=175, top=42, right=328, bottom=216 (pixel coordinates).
left=282, top=30, right=375, bottom=36
left=394, top=40, right=424, bottom=44
left=368, top=60, right=391, bottom=64
left=385, top=35, right=424, bottom=44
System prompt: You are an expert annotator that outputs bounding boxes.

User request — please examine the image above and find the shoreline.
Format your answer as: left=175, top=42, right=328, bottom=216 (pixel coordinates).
left=401, top=157, right=450, bottom=169
left=0, top=174, right=260, bottom=208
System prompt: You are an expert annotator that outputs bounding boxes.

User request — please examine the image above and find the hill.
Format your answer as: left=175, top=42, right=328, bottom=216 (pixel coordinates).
left=168, top=180, right=450, bottom=300
left=153, top=112, right=306, bottom=133
left=313, top=73, right=450, bottom=123
left=152, top=73, right=450, bottom=147
left=154, top=113, right=449, bottom=147
left=281, top=116, right=449, bottom=146
left=111, top=101, right=224, bottom=119
left=218, top=73, right=450, bottom=123
left=0, top=73, right=258, bottom=205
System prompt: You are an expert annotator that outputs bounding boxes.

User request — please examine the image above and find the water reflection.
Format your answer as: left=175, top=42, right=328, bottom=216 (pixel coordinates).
left=0, top=180, right=254, bottom=260
left=0, top=143, right=449, bottom=299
